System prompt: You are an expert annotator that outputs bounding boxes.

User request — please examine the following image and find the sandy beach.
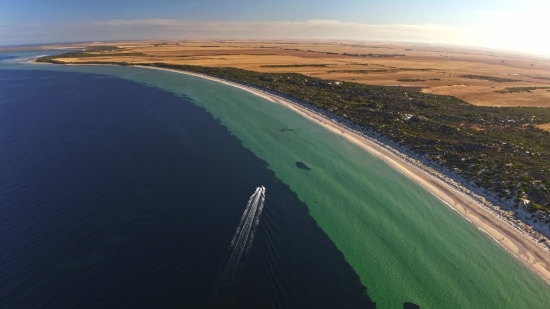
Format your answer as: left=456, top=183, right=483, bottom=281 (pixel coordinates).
left=134, top=65, right=550, bottom=284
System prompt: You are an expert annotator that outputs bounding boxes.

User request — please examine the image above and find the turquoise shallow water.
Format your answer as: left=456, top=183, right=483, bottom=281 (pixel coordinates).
left=3, top=56, right=550, bottom=308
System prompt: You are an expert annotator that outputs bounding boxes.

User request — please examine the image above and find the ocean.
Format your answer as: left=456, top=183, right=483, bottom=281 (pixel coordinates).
left=1, top=52, right=550, bottom=308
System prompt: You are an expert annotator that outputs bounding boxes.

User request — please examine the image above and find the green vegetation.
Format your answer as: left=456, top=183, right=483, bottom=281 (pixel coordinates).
left=278, top=49, right=405, bottom=58
left=337, top=66, right=437, bottom=72
left=528, top=75, right=550, bottom=81
left=399, top=68, right=439, bottom=71
left=397, top=79, right=427, bottom=82
left=260, top=64, right=330, bottom=68
left=34, top=51, right=145, bottom=63
left=495, top=87, right=550, bottom=93
left=85, top=45, right=120, bottom=52
left=459, top=75, right=522, bottom=82
left=35, top=57, right=132, bottom=65
left=328, top=69, right=390, bottom=73
left=35, top=54, right=550, bottom=213
left=343, top=53, right=405, bottom=58
left=34, top=57, right=66, bottom=64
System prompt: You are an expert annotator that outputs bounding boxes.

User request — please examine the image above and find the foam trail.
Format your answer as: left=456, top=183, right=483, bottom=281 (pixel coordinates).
left=214, top=186, right=266, bottom=296
left=231, top=188, right=258, bottom=246
left=247, top=190, right=266, bottom=250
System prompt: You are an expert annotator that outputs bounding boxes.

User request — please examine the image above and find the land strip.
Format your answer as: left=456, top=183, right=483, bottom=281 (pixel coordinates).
left=20, top=39, right=550, bottom=107
left=34, top=57, right=550, bottom=215
left=31, top=49, right=550, bottom=284
left=137, top=65, right=550, bottom=284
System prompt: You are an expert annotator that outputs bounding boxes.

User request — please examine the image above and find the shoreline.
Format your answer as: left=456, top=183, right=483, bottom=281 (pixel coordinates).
left=28, top=60, right=550, bottom=284
left=134, top=65, right=550, bottom=284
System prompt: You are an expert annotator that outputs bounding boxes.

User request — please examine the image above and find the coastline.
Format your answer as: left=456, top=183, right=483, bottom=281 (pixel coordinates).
left=134, top=65, right=550, bottom=284
left=28, top=59, right=550, bottom=283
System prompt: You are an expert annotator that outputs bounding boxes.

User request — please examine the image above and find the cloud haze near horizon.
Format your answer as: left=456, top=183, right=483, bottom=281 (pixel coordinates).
left=1, top=0, right=548, bottom=57
left=1, top=18, right=548, bottom=56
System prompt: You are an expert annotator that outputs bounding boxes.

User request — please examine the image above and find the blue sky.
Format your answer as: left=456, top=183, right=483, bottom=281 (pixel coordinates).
left=0, top=0, right=548, bottom=55
left=0, top=0, right=513, bottom=25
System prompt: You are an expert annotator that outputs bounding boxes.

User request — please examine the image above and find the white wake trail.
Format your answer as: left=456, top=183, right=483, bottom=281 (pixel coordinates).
left=247, top=189, right=266, bottom=250
left=214, top=186, right=266, bottom=296
left=231, top=188, right=259, bottom=246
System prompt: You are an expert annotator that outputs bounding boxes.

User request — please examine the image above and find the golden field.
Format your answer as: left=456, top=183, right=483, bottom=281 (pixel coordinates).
left=29, top=40, right=550, bottom=107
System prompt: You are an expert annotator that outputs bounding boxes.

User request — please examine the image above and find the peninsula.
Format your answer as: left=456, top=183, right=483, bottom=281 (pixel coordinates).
left=31, top=41, right=550, bottom=282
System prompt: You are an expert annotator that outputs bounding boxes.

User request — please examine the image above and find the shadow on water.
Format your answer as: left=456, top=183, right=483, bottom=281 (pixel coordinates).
left=0, top=69, right=377, bottom=308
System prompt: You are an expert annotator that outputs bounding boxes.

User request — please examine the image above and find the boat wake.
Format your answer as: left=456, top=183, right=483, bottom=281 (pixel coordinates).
left=213, top=186, right=266, bottom=297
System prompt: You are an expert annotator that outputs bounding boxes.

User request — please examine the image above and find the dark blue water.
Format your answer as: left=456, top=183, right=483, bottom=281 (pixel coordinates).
left=0, top=70, right=376, bottom=308
left=0, top=56, right=16, bottom=61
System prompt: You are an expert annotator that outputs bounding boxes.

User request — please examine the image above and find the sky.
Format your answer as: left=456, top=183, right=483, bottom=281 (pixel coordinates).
left=0, top=0, right=548, bottom=55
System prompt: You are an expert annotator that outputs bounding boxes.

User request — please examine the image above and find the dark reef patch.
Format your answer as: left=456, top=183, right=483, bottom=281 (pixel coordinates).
left=403, top=302, right=420, bottom=309
left=295, top=161, right=311, bottom=170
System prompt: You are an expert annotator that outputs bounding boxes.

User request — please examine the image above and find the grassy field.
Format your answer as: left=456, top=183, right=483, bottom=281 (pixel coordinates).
left=24, top=40, right=550, bottom=107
